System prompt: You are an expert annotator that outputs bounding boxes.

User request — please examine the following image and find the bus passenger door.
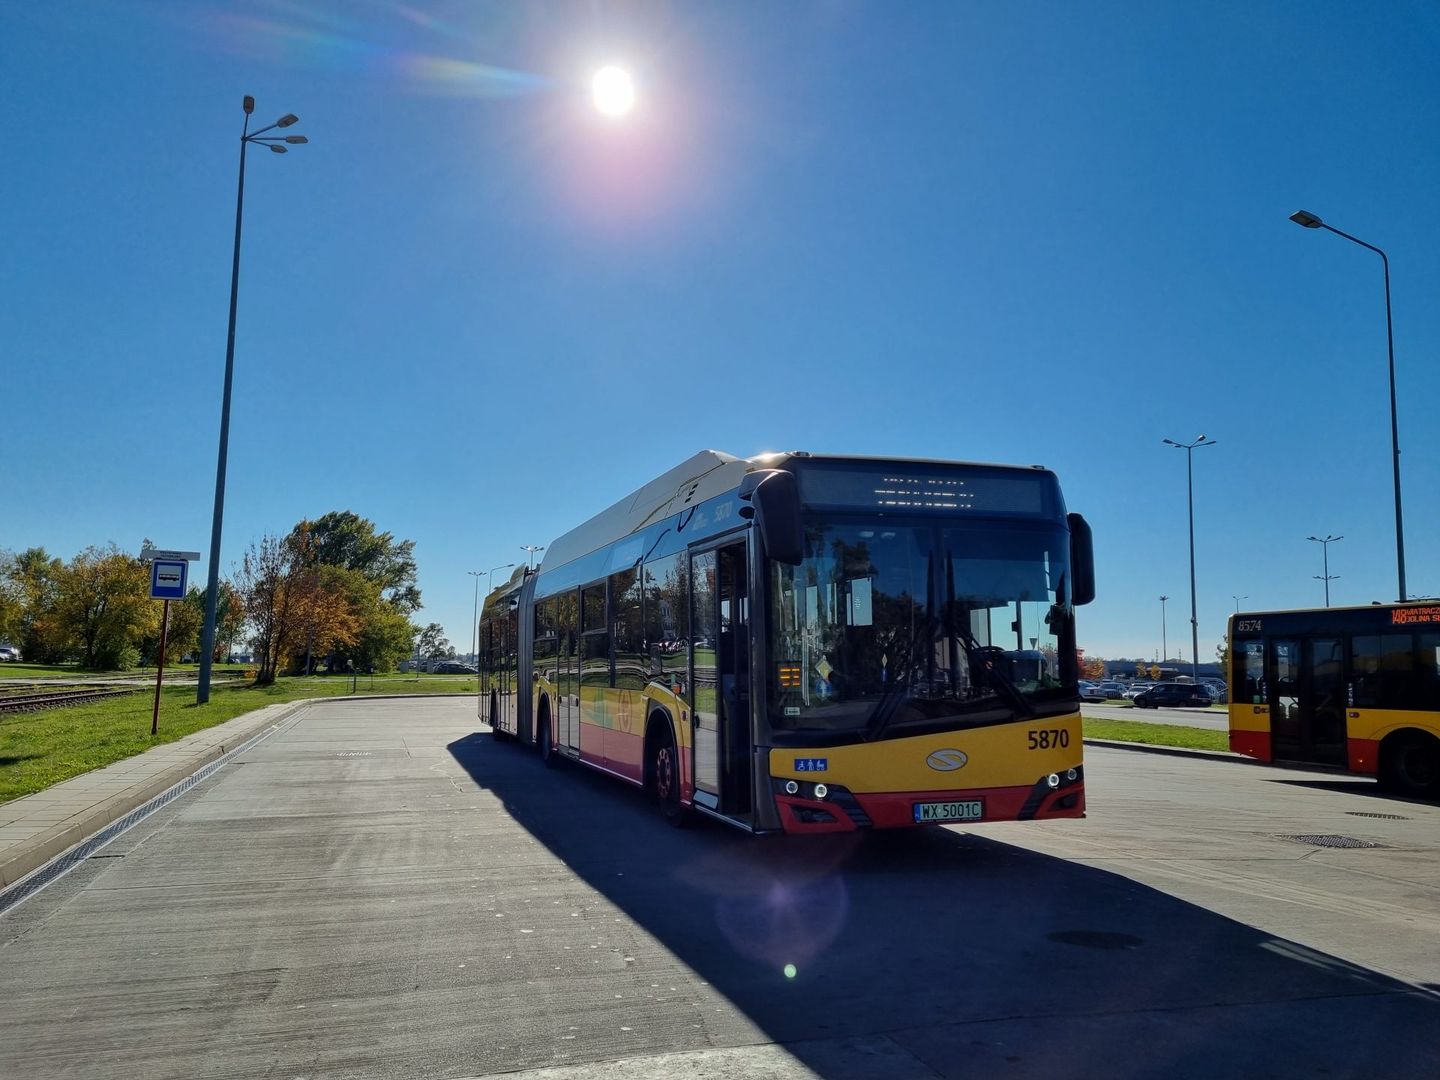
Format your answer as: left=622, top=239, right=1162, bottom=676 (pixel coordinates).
left=689, top=540, right=753, bottom=817
left=1303, top=637, right=1347, bottom=766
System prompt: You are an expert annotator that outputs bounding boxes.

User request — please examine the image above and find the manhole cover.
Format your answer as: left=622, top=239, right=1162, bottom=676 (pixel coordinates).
left=1345, top=811, right=1409, bottom=821
left=1276, top=834, right=1383, bottom=849
left=1047, top=930, right=1143, bottom=950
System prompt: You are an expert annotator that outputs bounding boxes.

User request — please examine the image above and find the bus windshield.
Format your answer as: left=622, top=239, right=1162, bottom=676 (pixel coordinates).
left=768, top=518, right=1075, bottom=738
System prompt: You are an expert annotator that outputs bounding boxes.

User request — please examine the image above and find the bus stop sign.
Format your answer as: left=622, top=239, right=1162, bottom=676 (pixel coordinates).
left=149, top=560, right=188, bottom=601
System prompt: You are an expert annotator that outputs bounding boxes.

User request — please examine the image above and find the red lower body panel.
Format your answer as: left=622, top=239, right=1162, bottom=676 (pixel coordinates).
left=776, top=781, right=1085, bottom=833
left=1230, top=729, right=1271, bottom=761
left=1347, top=738, right=1380, bottom=775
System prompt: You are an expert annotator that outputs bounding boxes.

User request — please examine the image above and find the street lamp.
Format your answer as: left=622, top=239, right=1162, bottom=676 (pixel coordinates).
left=198, top=97, right=309, bottom=704
left=1232, top=595, right=1248, bottom=613
left=1159, top=596, right=1169, bottom=664
left=467, top=571, right=483, bottom=666
left=1307, top=534, right=1343, bottom=608
left=521, top=545, right=545, bottom=570
left=1163, top=435, right=1217, bottom=680
left=1290, top=210, right=1406, bottom=601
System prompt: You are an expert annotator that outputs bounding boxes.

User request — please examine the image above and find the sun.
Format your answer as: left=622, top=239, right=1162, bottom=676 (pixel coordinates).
left=592, top=66, right=635, bottom=116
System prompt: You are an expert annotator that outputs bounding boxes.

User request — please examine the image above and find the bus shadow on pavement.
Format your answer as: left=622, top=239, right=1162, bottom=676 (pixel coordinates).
left=448, top=732, right=1440, bottom=1079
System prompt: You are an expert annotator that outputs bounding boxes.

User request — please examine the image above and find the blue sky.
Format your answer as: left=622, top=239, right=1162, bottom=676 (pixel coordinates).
left=4, top=1, right=1438, bottom=662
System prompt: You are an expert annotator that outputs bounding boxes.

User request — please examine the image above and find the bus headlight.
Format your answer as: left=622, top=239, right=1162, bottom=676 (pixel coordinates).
left=784, top=780, right=799, bottom=795
left=813, top=783, right=829, bottom=799
left=1066, top=768, right=1078, bottom=781
left=1046, top=773, right=1060, bottom=789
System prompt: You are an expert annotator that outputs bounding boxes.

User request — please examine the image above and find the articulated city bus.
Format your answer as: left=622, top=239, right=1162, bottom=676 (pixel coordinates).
left=1228, top=603, right=1440, bottom=798
left=479, top=450, right=1095, bottom=834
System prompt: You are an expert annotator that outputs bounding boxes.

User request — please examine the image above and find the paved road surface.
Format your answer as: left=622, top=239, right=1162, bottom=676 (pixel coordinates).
left=1083, top=701, right=1229, bottom=730
left=1, top=697, right=1437, bottom=1079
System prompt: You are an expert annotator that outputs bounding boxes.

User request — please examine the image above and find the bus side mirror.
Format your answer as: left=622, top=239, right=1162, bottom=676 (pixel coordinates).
left=1068, top=513, right=1095, bottom=606
left=739, top=469, right=804, bottom=565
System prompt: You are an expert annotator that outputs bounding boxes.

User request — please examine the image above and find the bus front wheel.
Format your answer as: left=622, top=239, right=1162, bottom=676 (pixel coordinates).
left=1379, top=731, right=1440, bottom=799
left=649, top=723, right=691, bottom=828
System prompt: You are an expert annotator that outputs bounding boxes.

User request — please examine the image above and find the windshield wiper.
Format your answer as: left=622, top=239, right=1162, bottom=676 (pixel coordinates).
left=864, top=615, right=940, bottom=742
left=951, top=620, right=1035, bottom=721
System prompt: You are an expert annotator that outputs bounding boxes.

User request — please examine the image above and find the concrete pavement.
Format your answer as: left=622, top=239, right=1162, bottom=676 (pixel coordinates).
left=0, top=698, right=309, bottom=889
left=1, top=696, right=1437, bottom=1079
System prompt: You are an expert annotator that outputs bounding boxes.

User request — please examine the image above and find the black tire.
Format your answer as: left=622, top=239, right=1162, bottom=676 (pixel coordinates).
left=538, top=715, right=557, bottom=768
left=1379, top=733, right=1440, bottom=798
left=649, top=722, right=691, bottom=827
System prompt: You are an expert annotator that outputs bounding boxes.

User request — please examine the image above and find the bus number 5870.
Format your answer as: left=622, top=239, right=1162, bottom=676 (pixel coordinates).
left=1027, top=729, right=1069, bottom=750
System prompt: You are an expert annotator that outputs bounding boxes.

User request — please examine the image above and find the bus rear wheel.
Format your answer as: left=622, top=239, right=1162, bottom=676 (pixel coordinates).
left=1379, top=732, right=1440, bottom=798
left=538, top=715, right=557, bottom=768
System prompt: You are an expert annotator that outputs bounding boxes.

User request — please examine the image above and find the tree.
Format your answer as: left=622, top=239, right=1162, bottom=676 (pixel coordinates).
left=1081, top=656, right=1107, bottom=680
left=417, top=622, right=450, bottom=659
left=0, top=550, right=23, bottom=646
left=137, top=587, right=203, bottom=665
left=288, top=511, right=420, bottom=613
left=9, top=548, right=64, bottom=663
left=213, top=580, right=246, bottom=662
left=52, top=546, right=155, bottom=669
left=236, top=534, right=300, bottom=685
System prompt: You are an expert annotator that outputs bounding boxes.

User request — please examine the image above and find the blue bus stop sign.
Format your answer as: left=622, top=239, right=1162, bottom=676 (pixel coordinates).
left=150, top=559, right=188, bottom=601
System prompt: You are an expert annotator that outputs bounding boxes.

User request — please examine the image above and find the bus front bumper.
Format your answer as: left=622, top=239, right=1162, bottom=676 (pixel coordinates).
left=772, top=770, right=1086, bottom=833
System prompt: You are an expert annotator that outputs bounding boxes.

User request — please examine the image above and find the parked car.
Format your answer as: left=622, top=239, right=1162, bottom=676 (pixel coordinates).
left=0, top=644, right=20, bottom=662
left=1122, top=683, right=1154, bottom=700
left=1097, top=682, right=1127, bottom=699
left=432, top=660, right=478, bottom=675
left=1133, top=682, right=1212, bottom=709
left=1079, top=682, right=1108, bottom=702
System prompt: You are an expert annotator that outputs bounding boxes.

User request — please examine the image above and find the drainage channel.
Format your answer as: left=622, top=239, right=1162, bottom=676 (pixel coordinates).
left=0, top=710, right=305, bottom=917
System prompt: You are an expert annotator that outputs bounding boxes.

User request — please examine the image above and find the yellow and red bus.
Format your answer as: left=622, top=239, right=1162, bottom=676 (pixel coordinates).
left=1228, top=603, right=1440, bottom=797
left=479, top=451, right=1095, bottom=833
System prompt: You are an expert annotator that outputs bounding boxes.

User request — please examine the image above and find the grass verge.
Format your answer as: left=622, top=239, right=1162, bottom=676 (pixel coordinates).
left=1083, top=717, right=1229, bottom=752
left=0, top=675, right=477, bottom=804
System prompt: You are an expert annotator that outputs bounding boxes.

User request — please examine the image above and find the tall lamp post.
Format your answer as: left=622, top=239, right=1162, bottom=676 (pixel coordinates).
left=467, top=571, right=484, bottom=665
left=197, top=97, right=309, bottom=704
left=1290, top=210, right=1406, bottom=601
left=1163, top=435, right=1217, bottom=680
left=1232, top=594, right=1248, bottom=613
left=1159, top=595, right=1169, bottom=665
left=521, top=545, right=545, bottom=570
left=1307, top=534, right=1343, bottom=608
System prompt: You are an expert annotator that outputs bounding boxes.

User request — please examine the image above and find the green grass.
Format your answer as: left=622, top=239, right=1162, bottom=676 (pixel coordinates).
left=1083, top=716, right=1229, bottom=752
left=0, top=675, right=477, bottom=804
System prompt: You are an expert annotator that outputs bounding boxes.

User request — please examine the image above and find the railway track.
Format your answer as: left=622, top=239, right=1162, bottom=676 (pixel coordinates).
left=0, top=687, right=135, bottom=714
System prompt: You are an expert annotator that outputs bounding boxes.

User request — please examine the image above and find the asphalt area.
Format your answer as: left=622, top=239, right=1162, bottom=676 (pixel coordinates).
left=1, top=697, right=1437, bottom=1079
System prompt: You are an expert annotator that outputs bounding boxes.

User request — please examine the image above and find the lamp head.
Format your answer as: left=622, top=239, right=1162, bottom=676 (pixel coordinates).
left=243, top=96, right=255, bottom=115
left=285, top=135, right=308, bottom=144
left=1290, top=209, right=1323, bottom=229
left=277, top=113, right=299, bottom=128
left=268, top=144, right=288, bottom=153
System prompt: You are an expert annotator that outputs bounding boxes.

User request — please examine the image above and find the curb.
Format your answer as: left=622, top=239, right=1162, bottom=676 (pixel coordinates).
left=1084, top=737, right=1253, bottom=765
left=0, top=699, right=314, bottom=890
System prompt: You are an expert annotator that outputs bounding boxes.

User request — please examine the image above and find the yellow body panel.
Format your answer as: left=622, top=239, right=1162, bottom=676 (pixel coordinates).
left=1348, top=708, right=1440, bottom=742
left=768, top=712, right=1083, bottom=793
left=1228, top=704, right=1270, bottom=733
left=1229, top=703, right=1440, bottom=742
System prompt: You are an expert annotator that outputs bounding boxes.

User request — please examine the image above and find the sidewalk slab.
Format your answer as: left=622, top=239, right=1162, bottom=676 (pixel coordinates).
left=0, top=699, right=313, bottom=890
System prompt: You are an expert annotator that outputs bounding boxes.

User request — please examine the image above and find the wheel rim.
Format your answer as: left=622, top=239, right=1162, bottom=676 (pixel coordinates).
left=656, top=744, right=675, bottom=801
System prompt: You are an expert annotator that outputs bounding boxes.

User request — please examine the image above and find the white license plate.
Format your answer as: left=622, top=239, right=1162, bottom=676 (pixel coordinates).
left=913, top=799, right=983, bottom=823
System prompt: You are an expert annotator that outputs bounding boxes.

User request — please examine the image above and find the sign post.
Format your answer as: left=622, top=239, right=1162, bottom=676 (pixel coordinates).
left=144, top=552, right=196, bottom=736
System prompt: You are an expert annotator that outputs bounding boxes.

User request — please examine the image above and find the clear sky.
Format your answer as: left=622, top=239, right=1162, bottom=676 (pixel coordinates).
left=4, top=1, right=1438, bottom=663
